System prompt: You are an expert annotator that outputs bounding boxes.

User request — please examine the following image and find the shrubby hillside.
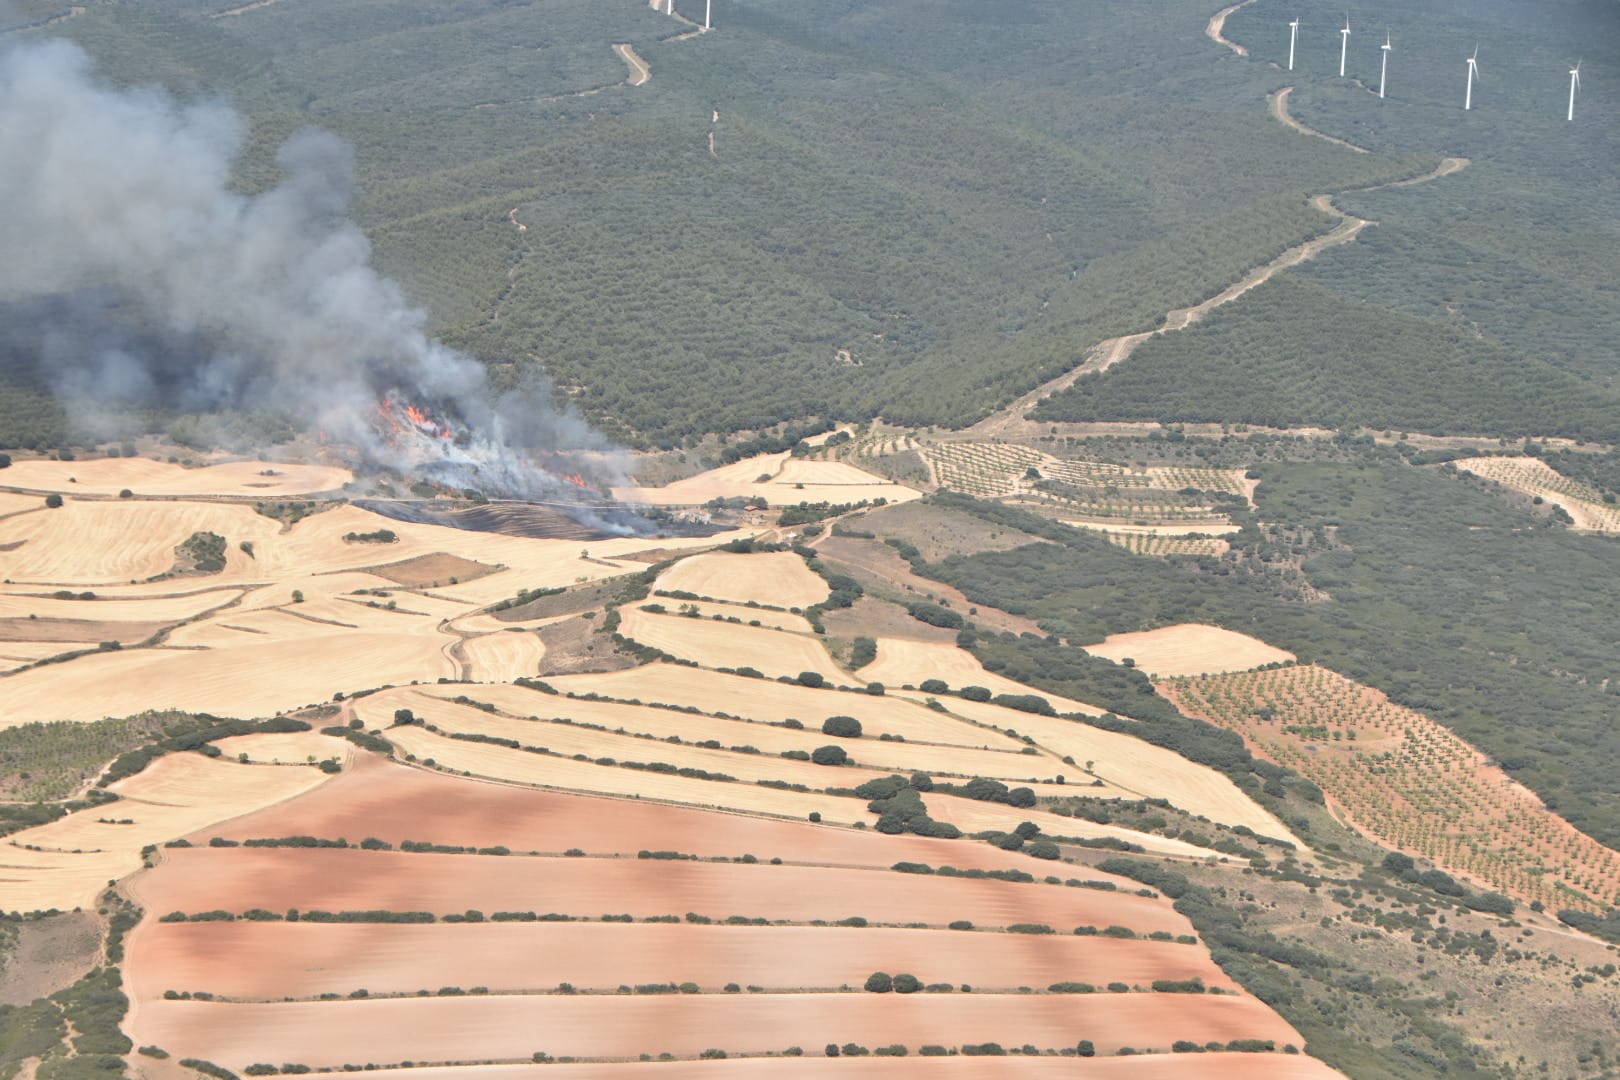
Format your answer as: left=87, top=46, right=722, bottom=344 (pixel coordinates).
left=2, top=0, right=1417, bottom=446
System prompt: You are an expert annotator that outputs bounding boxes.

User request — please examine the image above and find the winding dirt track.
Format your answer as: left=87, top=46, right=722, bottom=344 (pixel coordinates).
left=1206, top=0, right=1258, bottom=56
left=970, top=9, right=1471, bottom=439
left=613, top=43, right=651, bottom=88
left=1271, top=87, right=1369, bottom=153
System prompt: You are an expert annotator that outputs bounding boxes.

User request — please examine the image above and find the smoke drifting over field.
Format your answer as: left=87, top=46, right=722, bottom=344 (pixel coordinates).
left=0, top=40, right=635, bottom=521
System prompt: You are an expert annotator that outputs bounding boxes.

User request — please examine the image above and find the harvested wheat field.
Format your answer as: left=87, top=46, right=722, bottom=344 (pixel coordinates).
left=0, top=500, right=279, bottom=584
left=210, top=731, right=353, bottom=766
left=654, top=550, right=829, bottom=608
left=0, top=751, right=331, bottom=912
left=1084, top=623, right=1296, bottom=677
left=1164, top=665, right=1620, bottom=910
left=372, top=695, right=899, bottom=791
left=642, top=597, right=814, bottom=632
left=135, top=849, right=1191, bottom=936
left=315, top=1056, right=1339, bottom=1080
left=130, top=992, right=1300, bottom=1068
left=926, top=696, right=1296, bottom=843
left=614, top=452, right=792, bottom=504
left=615, top=606, right=849, bottom=683
left=0, top=457, right=351, bottom=497
left=865, top=638, right=1104, bottom=716
left=544, top=664, right=1039, bottom=748
left=616, top=452, right=919, bottom=508
left=460, top=629, right=545, bottom=681
left=385, top=724, right=881, bottom=823
left=128, top=921, right=1230, bottom=999
left=203, top=757, right=1139, bottom=880
left=379, top=683, right=1079, bottom=784
left=0, top=627, right=456, bottom=725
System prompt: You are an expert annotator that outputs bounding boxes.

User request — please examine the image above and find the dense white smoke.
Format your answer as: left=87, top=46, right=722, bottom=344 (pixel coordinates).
left=0, top=39, right=628, bottom=508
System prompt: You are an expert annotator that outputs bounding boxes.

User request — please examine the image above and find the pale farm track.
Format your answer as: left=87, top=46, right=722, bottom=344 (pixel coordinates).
left=1271, top=86, right=1369, bottom=153
left=1206, top=0, right=1259, bottom=56
left=969, top=8, right=1469, bottom=440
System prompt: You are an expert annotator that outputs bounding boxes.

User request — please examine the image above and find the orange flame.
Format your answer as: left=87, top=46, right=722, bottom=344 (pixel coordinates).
left=565, top=473, right=589, bottom=488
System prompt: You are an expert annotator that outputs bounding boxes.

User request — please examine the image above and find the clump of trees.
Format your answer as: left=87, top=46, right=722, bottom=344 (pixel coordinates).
left=821, top=716, right=862, bottom=738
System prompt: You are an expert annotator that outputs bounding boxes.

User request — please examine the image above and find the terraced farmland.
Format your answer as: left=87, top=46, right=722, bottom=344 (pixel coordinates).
left=1162, top=664, right=1620, bottom=912
left=121, top=756, right=1320, bottom=1073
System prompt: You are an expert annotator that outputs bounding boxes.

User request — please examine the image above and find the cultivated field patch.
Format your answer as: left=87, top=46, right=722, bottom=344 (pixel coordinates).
left=1163, top=665, right=1620, bottom=910
left=614, top=606, right=849, bottom=683
left=0, top=457, right=351, bottom=497
left=0, top=749, right=331, bottom=912
left=1455, top=455, right=1620, bottom=533
left=1084, top=624, right=1296, bottom=677
left=132, top=992, right=1302, bottom=1069
left=615, top=452, right=919, bottom=508
left=654, top=550, right=829, bottom=608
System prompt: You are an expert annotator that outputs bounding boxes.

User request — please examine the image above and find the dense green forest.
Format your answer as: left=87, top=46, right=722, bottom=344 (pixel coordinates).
left=1041, top=0, right=1619, bottom=438
left=1031, top=275, right=1620, bottom=439
left=0, top=0, right=1421, bottom=446
left=914, top=471, right=1620, bottom=850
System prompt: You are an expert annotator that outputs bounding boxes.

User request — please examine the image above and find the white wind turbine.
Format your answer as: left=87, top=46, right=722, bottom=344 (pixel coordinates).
left=1288, top=16, right=1300, bottom=71
left=705, top=0, right=711, bottom=30
left=1568, top=60, right=1581, bottom=121
left=1339, top=16, right=1351, bottom=78
left=1465, top=44, right=1480, bottom=110
left=1379, top=31, right=1392, bottom=98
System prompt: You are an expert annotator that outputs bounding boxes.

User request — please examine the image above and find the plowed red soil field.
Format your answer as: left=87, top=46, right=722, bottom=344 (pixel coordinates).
left=203, top=757, right=1134, bottom=878
left=131, top=992, right=1303, bottom=1067
left=133, top=849, right=1189, bottom=936
left=322, top=1058, right=1338, bottom=1079
left=128, top=921, right=1229, bottom=998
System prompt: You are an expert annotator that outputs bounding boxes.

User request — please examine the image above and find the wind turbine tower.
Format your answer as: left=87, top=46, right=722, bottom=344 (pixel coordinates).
left=1568, top=61, right=1581, bottom=121
left=1288, top=17, right=1300, bottom=71
left=1339, top=16, right=1350, bottom=78
left=1465, top=45, right=1479, bottom=110
left=705, top=0, right=711, bottom=30
left=1380, top=32, right=1392, bottom=98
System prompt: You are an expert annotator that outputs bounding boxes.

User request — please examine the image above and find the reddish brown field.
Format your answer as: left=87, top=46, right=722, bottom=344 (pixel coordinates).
left=130, top=992, right=1303, bottom=1067
left=331, top=1058, right=1339, bottom=1080
left=203, top=757, right=1132, bottom=879
left=127, top=922, right=1230, bottom=999
left=132, top=849, right=1190, bottom=936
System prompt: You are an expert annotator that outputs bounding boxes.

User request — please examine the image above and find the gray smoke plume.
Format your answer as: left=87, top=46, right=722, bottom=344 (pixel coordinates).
left=0, top=39, right=638, bottom=522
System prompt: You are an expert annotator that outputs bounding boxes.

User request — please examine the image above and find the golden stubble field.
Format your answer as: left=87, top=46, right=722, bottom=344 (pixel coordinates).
left=0, top=456, right=1349, bottom=1075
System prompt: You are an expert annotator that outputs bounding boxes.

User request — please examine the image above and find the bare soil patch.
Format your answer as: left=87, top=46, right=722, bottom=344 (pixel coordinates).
left=203, top=756, right=1132, bottom=881
left=129, top=921, right=1229, bottom=999
left=536, top=616, right=635, bottom=676
left=135, top=849, right=1190, bottom=935
left=0, top=911, right=101, bottom=1006
left=851, top=499, right=1045, bottom=562
left=323, top=1057, right=1336, bottom=1079
left=364, top=553, right=502, bottom=589
left=812, top=535, right=1043, bottom=637
left=132, top=992, right=1299, bottom=1068
left=821, top=596, right=956, bottom=644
